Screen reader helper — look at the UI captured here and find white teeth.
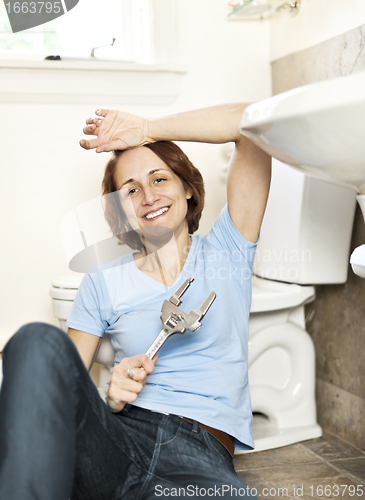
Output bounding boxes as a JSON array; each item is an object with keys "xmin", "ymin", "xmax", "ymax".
[{"xmin": 145, "ymin": 207, "xmax": 169, "ymax": 219}]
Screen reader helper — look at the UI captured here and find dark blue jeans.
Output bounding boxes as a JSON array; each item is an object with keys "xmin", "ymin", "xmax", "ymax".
[{"xmin": 0, "ymin": 323, "xmax": 257, "ymax": 500}]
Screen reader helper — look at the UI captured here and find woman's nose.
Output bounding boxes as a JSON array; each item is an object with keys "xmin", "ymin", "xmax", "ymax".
[{"xmin": 142, "ymin": 186, "xmax": 158, "ymax": 205}]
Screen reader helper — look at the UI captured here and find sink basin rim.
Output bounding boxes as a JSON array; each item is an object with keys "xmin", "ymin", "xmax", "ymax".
[{"xmin": 240, "ymin": 71, "xmax": 365, "ymax": 129}]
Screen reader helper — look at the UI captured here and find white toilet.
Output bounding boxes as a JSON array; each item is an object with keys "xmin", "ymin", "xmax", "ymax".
[
  {"xmin": 245, "ymin": 159, "xmax": 357, "ymax": 452},
  {"xmin": 50, "ymin": 159, "xmax": 357, "ymax": 452},
  {"xmin": 50, "ymin": 275, "xmax": 114, "ymax": 390}
]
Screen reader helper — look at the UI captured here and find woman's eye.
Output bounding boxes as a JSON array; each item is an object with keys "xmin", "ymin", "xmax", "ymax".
[
  {"xmin": 154, "ymin": 178, "xmax": 166, "ymax": 184},
  {"xmin": 128, "ymin": 188, "xmax": 138, "ymax": 196}
]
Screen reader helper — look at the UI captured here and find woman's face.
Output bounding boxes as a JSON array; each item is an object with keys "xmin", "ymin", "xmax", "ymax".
[{"xmin": 115, "ymin": 147, "xmax": 191, "ymax": 239}]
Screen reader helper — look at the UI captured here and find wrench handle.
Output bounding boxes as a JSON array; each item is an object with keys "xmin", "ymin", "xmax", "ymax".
[{"xmin": 145, "ymin": 329, "xmax": 171, "ymax": 359}]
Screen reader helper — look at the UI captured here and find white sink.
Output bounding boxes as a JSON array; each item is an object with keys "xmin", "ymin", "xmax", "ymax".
[
  {"xmin": 239, "ymin": 71, "xmax": 365, "ymax": 193},
  {"xmin": 239, "ymin": 71, "xmax": 365, "ymax": 278}
]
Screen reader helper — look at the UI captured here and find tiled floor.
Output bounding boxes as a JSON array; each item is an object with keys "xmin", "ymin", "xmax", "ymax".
[{"xmin": 233, "ymin": 431, "xmax": 365, "ymax": 499}]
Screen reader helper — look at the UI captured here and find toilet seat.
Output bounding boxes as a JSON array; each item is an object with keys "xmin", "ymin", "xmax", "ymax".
[
  {"xmin": 49, "ymin": 274, "xmax": 84, "ymax": 325},
  {"xmin": 251, "ymin": 275, "xmax": 315, "ymax": 312},
  {"xmin": 50, "ymin": 273, "xmax": 316, "ymax": 315},
  {"xmin": 50, "ymin": 274, "xmax": 83, "ymax": 300}
]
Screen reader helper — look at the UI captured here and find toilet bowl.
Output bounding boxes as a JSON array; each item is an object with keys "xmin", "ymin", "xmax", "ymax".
[
  {"xmin": 247, "ymin": 275, "xmax": 319, "ymax": 451},
  {"xmin": 50, "ymin": 275, "xmax": 114, "ymax": 391},
  {"xmin": 50, "ymin": 159, "xmax": 357, "ymax": 453}
]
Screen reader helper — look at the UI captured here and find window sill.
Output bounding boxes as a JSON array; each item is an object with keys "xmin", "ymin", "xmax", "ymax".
[{"xmin": 0, "ymin": 59, "xmax": 187, "ymax": 105}]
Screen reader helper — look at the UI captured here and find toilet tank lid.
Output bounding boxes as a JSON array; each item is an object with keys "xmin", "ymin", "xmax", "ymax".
[
  {"xmin": 51, "ymin": 274, "xmax": 84, "ymax": 289},
  {"xmin": 251, "ymin": 275, "xmax": 315, "ymax": 312}
]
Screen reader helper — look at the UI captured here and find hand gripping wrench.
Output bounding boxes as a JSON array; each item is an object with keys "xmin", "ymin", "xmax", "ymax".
[{"xmin": 145, "ymin": 277, "xmax": 216, "ymax": 359}]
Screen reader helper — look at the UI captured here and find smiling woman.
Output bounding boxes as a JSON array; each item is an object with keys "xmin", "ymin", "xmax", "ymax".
[
  {"xmin": 0, "ymin": 103, "xmax": 271, "ymax": 500},
  {"xmin": 102, "ymin": 142, "xmax": 205, "ymax": 252}
]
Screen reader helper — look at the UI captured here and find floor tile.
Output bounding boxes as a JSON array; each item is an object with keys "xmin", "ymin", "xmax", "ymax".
[
  {"xmin": 238, "ymin": 476, "xmax": 295, "ymax": 498},
  {"xmin": 330, "ymin": 457, "xmax": 365, "ymax": 483},
  {"xmin": 257, "ymin": 461, "xmax": 341, "ymax": 484},
  {"xmin": 302, "ymin": 430, "xmax": 365, "ymax": 461},
  {"xmin": 233, "ymin": 444, "xmax": 321, "ymax": 471},
  {"xmin": 233, "ymin": 432, "xmax": 365, "ymax": 500},
  {"xmin": 237, "ymin": 470, "xmax": 276, "ymax": 498}
]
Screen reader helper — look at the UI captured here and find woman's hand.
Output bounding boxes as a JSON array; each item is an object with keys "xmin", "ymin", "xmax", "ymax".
[
  {"xmin": 80, "ymin": 108, "xmax": 152, "ymax": 153},
  {"xmin": 105, "ymin": 353, "xmax": 158, "ymax": 413}
]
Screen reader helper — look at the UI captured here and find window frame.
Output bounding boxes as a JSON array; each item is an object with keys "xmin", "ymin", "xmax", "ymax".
[{"xmin": 0, "ymin": 0, "xmax": 178, "ymax": 66}]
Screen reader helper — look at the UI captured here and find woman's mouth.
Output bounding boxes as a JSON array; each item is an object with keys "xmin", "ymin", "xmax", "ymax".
[{"xmin": 143, "ymin": 206, "xmax": 170, "ymax": 220}]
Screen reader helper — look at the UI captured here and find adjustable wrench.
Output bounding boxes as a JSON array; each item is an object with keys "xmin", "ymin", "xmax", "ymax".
[{"xmin": 145, "ymin": 277, "xmax": 216, "ymax": 359}]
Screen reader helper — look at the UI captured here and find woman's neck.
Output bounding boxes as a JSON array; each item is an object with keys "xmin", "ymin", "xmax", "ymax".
[{"xmin": 136, "ymin": 226, "xmax": 192, "ymax": 287}]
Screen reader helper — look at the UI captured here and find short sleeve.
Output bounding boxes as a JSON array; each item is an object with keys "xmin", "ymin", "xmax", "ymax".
[
  {"xmin": 66, "ymin": 273, "xmax": 108, "ymax": 337},
  {"xmin": 206, "ymin": 203, "xmax": 259, "ymax": 272}
]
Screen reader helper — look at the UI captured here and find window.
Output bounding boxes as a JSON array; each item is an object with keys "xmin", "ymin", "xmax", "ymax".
[{"xmin": 0, "ymin": 0, "xmax": 177, "ymax": 64}]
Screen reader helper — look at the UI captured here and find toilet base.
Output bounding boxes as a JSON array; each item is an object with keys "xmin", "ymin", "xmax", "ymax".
[{"xmin": 234, "ymin": 414, "xmax": 322, "ymax": 454}]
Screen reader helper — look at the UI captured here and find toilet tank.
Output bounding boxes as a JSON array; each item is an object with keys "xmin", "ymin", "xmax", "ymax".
[{"xmin": 254, "ymin": 159, "xmax": 357, "ymax": 284}]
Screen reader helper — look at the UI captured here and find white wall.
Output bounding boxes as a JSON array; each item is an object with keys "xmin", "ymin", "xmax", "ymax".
[
  {"xmin": 0, "ymin": 0, "xmax": 271, "ymax": 347},
  {"xmin": 271, "ymin": 0, "xmax": 365, "ymax": 61}
]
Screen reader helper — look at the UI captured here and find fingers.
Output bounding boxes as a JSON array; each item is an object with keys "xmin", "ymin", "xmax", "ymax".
[
  {"xmin": 80, "ymin": 109, "xmax": 109, "ymax": 150},
  {"xmin": 95, "ymin": 108, "xmax": 109, "ymax": 117},
  {"xmin": 95, "ymin": 138, "xmax": 131, "ymax": 153},
  {"xmin": 105, "ymin": 354, "xmax": 158, "ymax": 412},
  {"xmin": 106, "ymin": 370, "xmax": 143, "ymax": 410},
  {"xmin": 82, "ymin": 111, "xmax": 106, "ymax": 138},
  {"xmin": 132, "ymin": 353, "xmax": 157, "ymax": 374},
  {"xmin": 83, "ymin": 122, "xmax": 101, "ymax": 136},
  {"xmin": 85, "ymin": 117, "xmax": 103, "ymax": 129},
  {"xmin": 79, "ymin": 137, "xmax": 124, "ymax": 152},
  {"xmin": 79, "ymin": 138, "xmax": 101, "ymax": 150}
]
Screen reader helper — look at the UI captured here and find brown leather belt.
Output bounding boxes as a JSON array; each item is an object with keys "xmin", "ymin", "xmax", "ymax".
[{"xmin": 181, "ymin": 417, "xmax": 234, "ymax": 457}]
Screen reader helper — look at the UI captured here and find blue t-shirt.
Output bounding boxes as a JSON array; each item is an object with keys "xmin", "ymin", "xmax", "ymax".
[{"xmin": 67, "ymin": 204, "xmax": 258, "ymax": 450}]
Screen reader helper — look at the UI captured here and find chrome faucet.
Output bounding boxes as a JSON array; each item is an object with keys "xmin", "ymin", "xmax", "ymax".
[{"xmin": 90, "ymin": 38, "xmax": 116, "ymax": 58}]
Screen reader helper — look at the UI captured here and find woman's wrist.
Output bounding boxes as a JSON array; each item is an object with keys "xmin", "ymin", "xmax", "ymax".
[
  {"xmin": 105, "ymin": 396, "xmax": 126, "ymax": 413},
  {"xmin": 104, "ymin": 388, "xmax": 126, "ymax": 413}
]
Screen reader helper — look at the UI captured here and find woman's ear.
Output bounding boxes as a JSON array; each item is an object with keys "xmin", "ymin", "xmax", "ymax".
[{"xmin": 186, "ymin": 190, "xmax": 192, "ymax": 200}]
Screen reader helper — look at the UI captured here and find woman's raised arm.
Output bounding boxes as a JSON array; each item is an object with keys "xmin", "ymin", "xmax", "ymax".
[
  {"xmin": 80, "ymin": 104, "xmax": 271, "ymax": 243},
  {"xmin": 80, "ymin": 104, "xmax": 249, "ymax": 152}
]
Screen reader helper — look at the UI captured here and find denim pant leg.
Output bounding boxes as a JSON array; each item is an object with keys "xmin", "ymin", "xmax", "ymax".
[
  {"xmin": 0, "ymin": 322, "xmax": 138, "ymax": 500},
  {"xmin": 117, "ymin": 406, "xmax": 258, "ymax": 500},
  {"xmin": 0, "ymin": 323, "xmax": 258, "ymax": 500}
]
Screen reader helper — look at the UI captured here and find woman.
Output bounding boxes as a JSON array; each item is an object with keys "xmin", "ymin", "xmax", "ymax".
[{"xmin": 0, "ymin": 104, "xmax": 271, "ymax": 499}]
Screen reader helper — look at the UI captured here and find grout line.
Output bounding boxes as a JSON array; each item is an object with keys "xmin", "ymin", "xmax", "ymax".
[
  {"xmin": 330, "ymin": 456, "xmax": 365, "ymax": 463},
  {"xmin": 234, "ymin": 460, "xmax": 324, "ymax": 473},
  {"xmin": 297, "ymin": 442, "xmax": 332, "ymax": 463},
  {"xmin": 324, "ymin": 458, "xmax": 365, "ymax": 486},
  {"xmin": 323, "ymin": 428, "xmax": 365, "ymax": 455},
  {"xmin": 316, "ymin": 377, "xmax": 365, "ymax": 400},
  {"xmin": 297, "ymin": 443, "xmax": 365, "ymax": 486}
]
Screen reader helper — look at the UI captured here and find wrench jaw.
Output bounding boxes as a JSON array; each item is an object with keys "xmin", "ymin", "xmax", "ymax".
[
  {"xmin": 183, "ymin": 291, "xmax": 217, "ymax": 333},
  {"xmin": 169, "ymin": 277, "xmax": 194, "ymax": 307}
]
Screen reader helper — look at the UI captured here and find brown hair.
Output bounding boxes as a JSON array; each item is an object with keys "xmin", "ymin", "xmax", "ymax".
[{"xmin": 102, "ymin": 141, "xmax": 205, "ymax": 251}]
